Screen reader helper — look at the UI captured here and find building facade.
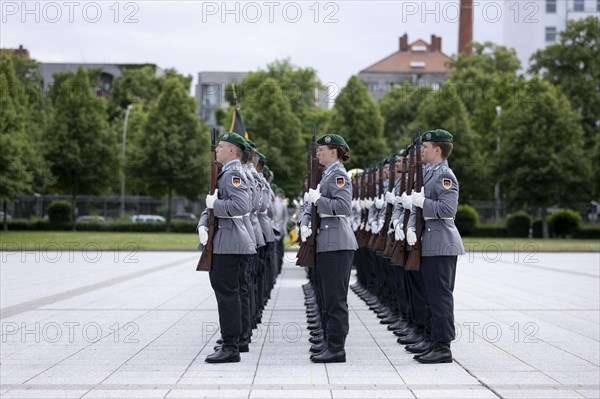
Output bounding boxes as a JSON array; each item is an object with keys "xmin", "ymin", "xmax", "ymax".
[
  {"xmin": 502, "ymin": 0, "xmax": 599, "ymax": 70},
  {"xmin": 358, "ymin": 34, "xmax": 452, "ymax": 102}
]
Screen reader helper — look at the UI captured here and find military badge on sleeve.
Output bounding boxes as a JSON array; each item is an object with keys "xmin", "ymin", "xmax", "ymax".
[
  {"xmin": 442, "ymin": 178, "xmax": 452, "ymax": 189},
  {"xmin": 232, "ymin": 176, "xmax": 241, "ymax": 187},
  {"xmin": 336, "ymin": 177, "xmax": 345, "ymax": 188}
]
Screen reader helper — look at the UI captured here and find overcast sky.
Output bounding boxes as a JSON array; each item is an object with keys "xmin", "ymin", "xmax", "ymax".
[{"xmin": 2, "ymin": 0, "xmax": 507, "ymax": 95}]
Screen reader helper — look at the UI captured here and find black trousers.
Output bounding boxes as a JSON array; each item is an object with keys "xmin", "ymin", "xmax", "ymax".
[
  {"xmin": 421, "ymin": 256, "xmax": 457, "ymax": 343},
  {"xmin": 256, "ymin": 245, "xmax": 266, "ymax": 310},
  {"xmin": 405, "ymin": 253, "xmax": 429, "ymax": 332},
  {"xmin": 393, "ymin": 264, "xmax": 410, "ymax": 319},
  {"xmin": 209, "ymin": 254, "xmax": 247, "ymax": 346},
  {"xmin": 315, "ymin": 250, "xmax": 355, "ymax": 338}
]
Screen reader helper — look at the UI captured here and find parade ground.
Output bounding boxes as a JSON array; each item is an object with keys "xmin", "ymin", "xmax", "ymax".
[{"xmin": 1, "ymin": 250, "xmax": 599, "ymax": 399}]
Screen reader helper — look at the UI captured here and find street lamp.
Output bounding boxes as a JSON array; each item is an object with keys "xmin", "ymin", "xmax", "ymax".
[{"xmin": 121, "ymin": 104, "xmax": 133, "ymax": 218}]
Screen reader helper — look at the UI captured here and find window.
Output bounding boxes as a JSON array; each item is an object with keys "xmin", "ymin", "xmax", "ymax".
[
  {"xmin": 597, "ymin": 0, "xmax": 600, "ymax": 12},
  {"xmin": 574, "ymin": 0, "xmax": 584, "ymax": 12},
  {"xmin": 545, "ymin": 27, "xmax": 557, "ymax": 42},
  {"xmin": 546, "ymin": 0, "xmax": 556, "ymax": 13}
]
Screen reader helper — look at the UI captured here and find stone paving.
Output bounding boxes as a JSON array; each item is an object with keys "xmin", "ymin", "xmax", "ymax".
[{"xmin": 0, "ymin": 249, "xmax": 598, "ymax": 399}]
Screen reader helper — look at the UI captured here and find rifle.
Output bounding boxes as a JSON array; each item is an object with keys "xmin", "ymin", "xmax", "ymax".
[
  {"xmin": 357, "ymin": 172, "xmax": 367, "ymax": 246},
  {"xmin": 196, "ymin": 128, "xmax": 218, "ymax": 272},
  {"xmin": 405, "ymin": 133, "xmax": 424, "ymax": 271},
  {"xmin": 375, "ymin": 153, "xmax": 396, "ymax": 253},
  {"xmin": 384, "ymin": 151, "xmax": 407, "ymax": 258},
  {"xmin": 391, "ymin": 143, "xmax": 416, "ymax": 266},
  {"xmin": 296, "ymin": 125, "xmax": 319, "ymax": 267},
  {"xmin": 368, "ymin": 160, "xmax": 385, "ymax": 249}
]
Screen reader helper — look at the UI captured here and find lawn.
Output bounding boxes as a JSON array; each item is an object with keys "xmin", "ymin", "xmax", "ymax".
[{"xmin": 0, "ymin": 231, "xmax": 598, "ymax": 252}]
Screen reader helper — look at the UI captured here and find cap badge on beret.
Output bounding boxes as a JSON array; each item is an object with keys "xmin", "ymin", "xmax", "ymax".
[
  {"xmin": 223, "ymin": 133, "xmax": 229, "ymax": 140},
  {"xmin": 425, "ymin": 132, "xmax": 432, "ymax": 140},
  {"xmin": 324, "ymin": 135, "xmax": 331, "ymax": 143}
]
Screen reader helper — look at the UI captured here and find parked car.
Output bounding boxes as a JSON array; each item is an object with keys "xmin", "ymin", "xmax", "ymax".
[
  {"xmin": 131, "ymin": 214, "xmax": 165, "ymax": 223},
  {"xmin": 173, "ymin": 213, "xmax": 197, "ymax": 221},
  {"xmin": 0, "ymin": 211, "xmax": 12, "ymax": 220},
  {"xmin": 76, "ymin": 215, "xmax": 106, "ymax": 222}
]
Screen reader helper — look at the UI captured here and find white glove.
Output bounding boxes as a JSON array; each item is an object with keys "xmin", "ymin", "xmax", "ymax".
[
  {"xmin": 205, "ymin": 189, "xmax": 218, "ymax": 209},
  {"xmin": 387, "ymin": 224, "xmax": 395, "ymax": 236},
  {"xmin": 303, "ymin": 192, "xmax": 310, "ymax": 204},
  {"xmin": 364, "ymin": 198, "xmax": 374, "ymax": 209},
  {"xmin": 307, "ymin": 185, "xmax": 321, "ymax": 204},
  {"xmin": 300, "ymin": 225, "xmax": 312, "ymax": 242},
  {"xmin": 407, "ymin": 227, "xmax": 417, "ymax": 246},
  {"xmin": 412, "ymin": 187, "xmax": 425, "ymax": 208},
  {"xmin": 365, "ymin": 221, "xmax": 371, "ymax": 232},
  {"xmin": 375, "ymin": 195, "xmax": 385, "ymax": 209},
  {"xmin": 352, "ymin": 221, "xmax": 360, "ymax": 232},
  {"xmin": 400, "ymin": 192, "xmax": 413, "ymax": 209},
  {"xmin": 370, "ymin": 221, "xmax": 380, "ymax": 234},
  {"xmin": 198, "ymin": 226, "xmax": 208, "ymax": 245},
  {"xmin": 385, "ymin": 191, "xmax": 396, "ymax": 205},
  {"xmin": 395, "ymin": 223, "xmax": 405, "ymax": 241}
]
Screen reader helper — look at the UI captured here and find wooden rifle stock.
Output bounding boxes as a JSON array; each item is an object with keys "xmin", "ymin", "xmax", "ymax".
[
  {"xmin": 374, "ymin": 154, "xmax": 396, "ymax": 253},
  {"xmin": 368, "ymin": 161, "xmax": 384, "ymax": 249},
  {"xmin": 357, "ymin": 173, "xmax": 368, "ymax": 246},
  {"xmin": 383, "ymin": 154, "xmax": 404, "ymax": 258},
  {"xmin": 405, "ymin": 133, "xmax": 424, "ymax": 271},
  {"xmin": 391, "ymin": 146, "xmax": 415, "ymax": 266},
  {"xmin": 296, "ymin": 125, "xmax": 319, "ymax": 267},
  {"xmin": 197, "ymin": 128, "xmax": 218, "ymax": 272}
]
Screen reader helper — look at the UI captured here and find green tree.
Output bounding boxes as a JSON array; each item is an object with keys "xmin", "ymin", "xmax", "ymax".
[
  {"xmin": 240, "ymin": 77, "xmax": 306, "ymax": 196},
  {"xmin": 410, "ymin": 86, "xmax": 484, "ymax": 202},
  {"xmin": 379, "ymin": 82, "xmax": 432, "ymax": 149},
  {"xmin": 0, "ymin": 67, "xmax": 32, "ymax": 229},
  {"xmin": 529, "ymin": 16, "xmax": 600, "ymax": 196},
  {"xmin": 108, "ymin": 65, "xmax": 163, "ymax": 118},
  {"xmin": 127, "ymin": 76, "xmax": 209, "ymax": 231},
  {"xmin": 497, "ymin": 78, "xmax": 590, "ymax": 238},
  {"xmin": 327, "ymin": 76, "xmax": 388, "ymax": 169},
  {"xmin": 44, "ymin": 67, "xmax": 117, "ymax": 229}
]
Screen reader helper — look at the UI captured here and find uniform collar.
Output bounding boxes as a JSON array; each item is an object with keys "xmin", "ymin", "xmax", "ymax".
[
  {"xmin": 323, "ymin": 161, "xmax": 341, "ymax": 177},
  {"xmin": 222, "ymin": 159, "xmax": 241, "ymax": 172}
]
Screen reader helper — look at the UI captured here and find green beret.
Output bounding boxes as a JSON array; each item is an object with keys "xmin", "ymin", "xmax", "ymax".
[
  {"xmin": 316, "ymin": 134, "xmax": 350, "ymax": 152},
  {"xmin": 396, "ymin": 149, "xmax": 406, "ymax": 157},
  {"xmin": 383, "ymin": 156, "xmax": 390, "ymax": 165},
  {"xmin": 263, "ymin": 165, "xmax": 270, "ymax": 173},
  {"xmin": 406, "ymin": 144, "xmax": 413, "ymax": 153},
  {"xmin": 219, "ymin": 132, "xmax": 247, "ymax": 150},
  {"xmin": 422, "ymin": 129, "xmax": 453, "ymax": 143},
  {"xmin": 246, "ymin": 139, "xmax": 256, "ymax": 148},
  {"xmin": 275, "ymin": 187, "xmax": 285, "ymax": 195},
  {"xmin": 256, "ymin": 151, "xmax": 267, "ymax": 162}
]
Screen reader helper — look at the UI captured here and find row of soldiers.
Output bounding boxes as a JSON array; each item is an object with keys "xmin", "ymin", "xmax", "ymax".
[
  {"xmin": 197, "ymin": 132, "xmax": 288, "ymax": 363},
  {"xmin": 301, "ymin": 129, "xmax": 464, "ymax": 364}
]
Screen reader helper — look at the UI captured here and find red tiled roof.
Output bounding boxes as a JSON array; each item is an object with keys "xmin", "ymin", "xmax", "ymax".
[{"xmin": 361, "ymin": 39, "xmax": 451, "ymax": 74}]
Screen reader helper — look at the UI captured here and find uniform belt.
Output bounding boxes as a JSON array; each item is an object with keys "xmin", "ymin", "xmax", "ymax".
[
  {"xmin": 319, "ymin": 214, "xmax": 346, "ymax": 218},
  {"xmin": 259, "ymin": 210, "xmax": 268, "ymax": 215},
  {"xmin": 219, "ymin": 215, "xmax": 243, "ymax": 219},
  {"xmin": 424, "ymin": 217, "xmax": 453, "ymax": 221}
]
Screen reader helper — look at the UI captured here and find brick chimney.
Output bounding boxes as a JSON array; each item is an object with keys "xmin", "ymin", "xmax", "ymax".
[
  {"xmin": 430, "ymin": 35, "xmax": 442, "ymax": 52},
  {"xmin": 399, "ymin": 34, "xmax": 409, "ymax": 52},
  {"xmin": 458, "ymin": 0, "xmax": 473, "ymax": 55}
]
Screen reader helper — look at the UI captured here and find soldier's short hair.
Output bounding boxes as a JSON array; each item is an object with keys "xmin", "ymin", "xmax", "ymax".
[{"xmin": 431, "ymin": 142, "xmax": 453, "ymax": 159}]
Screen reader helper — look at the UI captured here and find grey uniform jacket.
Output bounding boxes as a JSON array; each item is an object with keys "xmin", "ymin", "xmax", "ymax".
[
  {"xmin": 257, "ymin": 173, "xmax": 275, "ymax": 243},
  {"xmin": 246, "ymin": 165, "xmax": 266, "ymax": 248},
  {"xmin": 408, "ymin": 160, "xmax": 465, "ymax": 257},
  {"xmin": 300, "ymin": 162, "xmax": 359, "ymax": 253},
  {"xmin": 199, "ymin": 159, "xmax": 257, "ymax": 255}
]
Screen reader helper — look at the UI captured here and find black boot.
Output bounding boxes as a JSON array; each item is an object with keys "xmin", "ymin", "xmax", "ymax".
[
  {"xmin": 393, "ymin": 326, "xmax": 414, "ymax": 337},
  {"xmin": 388, "ymin": 319, "xmax": 407, "ymax": 331},
  {"xmin": 415, "ymin": 342, "xmax": 452, "ymax": 364},
  {"xmin": 405, "ymin": 338, "xmax": 433, "ymax": 354},
  {"xmin": 309, "ymin": 333, "xmax": 324, "ymax": 344},
  {"xmin": 205, "ymin": 339, "xmax": 240, "ymax": 363},
  {"xmin": 310, "ymin": 328, "xmax": 324, "ymax": 337},
  {"xmin": 311, "ymin": 335, "xmax": 346, "ymax": 363},
  {"xmin": 397, "ymin": 332, "xmax": 423, "ymax": 345},
  {"xmin": 309, "ymin": 340, "xmax": 328, "ymax": 353}
]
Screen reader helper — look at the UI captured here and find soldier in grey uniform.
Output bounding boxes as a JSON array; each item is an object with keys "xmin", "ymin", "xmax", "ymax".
[
  {"xmin": 405, "ymin": 129, "xmax": 465, "ymax": 364},
  {"xmin": 198, "ymin": 132, "xmax": 256, "ymax": 363},
  {"xmin": 300, "ymin": 133, "xmax": 359, "ymax": 363}
]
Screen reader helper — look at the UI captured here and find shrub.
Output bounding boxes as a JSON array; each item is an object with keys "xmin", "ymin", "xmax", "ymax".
[
  {"xmin": 574, "ymin": 226, "xmax": 600, "ymax": 239},
  {"xmin": 471, "ymin": 223, "xmax": 508, "ymax": 237},
  {"xmin": 506, "ymin": 212, "xmax": 532, "ymax": 238},
  {"xmin": 47, "ymin": 201, "xmax": 73, "ymax": 226},
  {"xmin": 548, "ymin": 209, "xmax": 582, "ymax": 238},
  {"xmin": 532, "ymin": 218, "xmax": 543, "ymax": 238},
  {"xmin": 455, "ymin": 205, "xmax": 479, "ymax": 236}
]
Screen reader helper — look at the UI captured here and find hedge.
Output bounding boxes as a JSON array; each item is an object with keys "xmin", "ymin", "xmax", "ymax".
[{"xmin": 5, "ymin": 220, "xmax": 197, "ymax": 233}]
